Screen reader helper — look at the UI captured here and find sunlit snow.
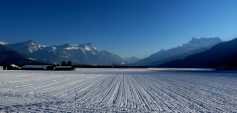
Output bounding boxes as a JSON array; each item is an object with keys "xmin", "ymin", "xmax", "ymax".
[{"xmin": 0, "ymin": 68, "xmax": 237, "ymax": 112}]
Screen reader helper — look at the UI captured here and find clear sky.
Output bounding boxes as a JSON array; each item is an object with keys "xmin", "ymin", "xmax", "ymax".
[{"xmin": 0, "ymin": 0, "xmax": 237, "ymax": 58}]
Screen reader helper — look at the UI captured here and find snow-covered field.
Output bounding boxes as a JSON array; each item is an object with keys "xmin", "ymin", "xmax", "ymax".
[{"xmin": 0, "ymin": 68, "xmax": 237, "ymax": 113}]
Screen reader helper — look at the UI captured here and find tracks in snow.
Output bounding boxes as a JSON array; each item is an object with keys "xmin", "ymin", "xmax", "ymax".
[{"xmin": 0, "ymin": 69, "xmax": 237, "ymax": 112}]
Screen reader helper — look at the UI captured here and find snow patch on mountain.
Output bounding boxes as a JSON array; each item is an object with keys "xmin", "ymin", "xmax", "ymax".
[
  {"xmin": 6, "ymin": 40, "xmax": 125, "ymax": 65},
  {"xmin": 0, "ymin": 41, "xmax": 7, "ymax": 45},
  {"xmin": 64, "ymin": 46, "xmax": 80, "ymax": 50},
  {"xmin": 27, "ymin": 41, "xmax": 46, "ymax": 53}
]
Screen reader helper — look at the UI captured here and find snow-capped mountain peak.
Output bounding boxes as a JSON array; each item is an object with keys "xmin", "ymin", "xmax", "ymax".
[
  {"xmin": 24, "ymin": 40, "xmax": 46, "ymax": 53},
  {"xmin": 7, "ymin": 40, "xmax": 46, "ymax": 55},
  {"xmin": 0, "ymin": 41, "xmax": 7, "ymax": 45},
  {"xmin": 5, "ymin": 40, "xmax": 124, "ymax": 65},
  {"xmin": 63, "ymin": 44, "xmax": 80, "ymax": 50},
  {"xmin": 135, "ymin": 37, "xmax": 222, "ymax": 66},
  {"xmin": 62, "ymin": 43, "xmax": 97, "ymax": 51},
  {"xmin": 82, "ymin": 43, "xmax": 97, "ymax": 51}
]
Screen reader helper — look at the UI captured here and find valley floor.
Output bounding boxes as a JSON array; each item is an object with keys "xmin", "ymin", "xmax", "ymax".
[{"xmin": 0, "ymin": 68, "xmax": 237, "ymax": 113}]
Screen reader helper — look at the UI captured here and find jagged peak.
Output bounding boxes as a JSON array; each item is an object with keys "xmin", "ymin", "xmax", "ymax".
[
  {"xmin": 61, "ymin": 43, "xmax": 97, "ymax": 51},
  {"xmin": 10, "ymin": 40, "xmax": 46, "ymax": 53},
  {"xmin": 82, "ymin": 43, "xmax": 97, "ymax": 51},
  {"xmin": 189, "ymin": 37, "xmax": 222, "ymax": 43},
  {"xmin": 181, "ymin": 37, "xmax": 222, "ymax": 48},
  {"xmin": 18, "ymin": 40, "xmax": 45, "ymax": 47}
]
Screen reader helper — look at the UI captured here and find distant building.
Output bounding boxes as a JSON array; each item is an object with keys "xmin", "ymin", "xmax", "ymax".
[
  {"xmin": 3, "ymin": 64, "xmax": 21, "ymax": 70},
  {"xmin": 0, "ymin": 66, "xmax": 3, "ymax": 70},
  {"xmin": 54, "ymin": 66, "xmax": 75, "ymax": 71},
  {"xmin": 6, "ymin": 64, "xmax": 76, "ymax": 71},
  {"xmin": 22, "ymin": 65, "xmax": 51, "ymax": 70}
]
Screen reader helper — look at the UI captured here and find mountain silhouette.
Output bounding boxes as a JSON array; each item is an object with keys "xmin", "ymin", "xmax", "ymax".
[
  {"xmin": 160, "ymin": 38, "xmax": 237, "ymax": 68},
  {"xmin": 135, "ymin": 37, "xmax": 222, "ymax": 66}
]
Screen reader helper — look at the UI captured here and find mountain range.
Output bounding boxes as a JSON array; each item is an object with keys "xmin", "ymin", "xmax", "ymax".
[
  {"xmin": 134, "ymin": 37, "xmax": 222, "ymax": 66},
  {"xmin": 3, "ymin": 40, "xmax": 135, "ymax": 65},
  {"xmin": 160, "ymin": 38, "xmax": 237, "ymax": 68},
  {"xmin": 0, "ymin": 44, "xmax": 41, "ymax": 65},
  {"xmin": 1, "ymin": 37, "xmax": 237, "ymax": 69}
]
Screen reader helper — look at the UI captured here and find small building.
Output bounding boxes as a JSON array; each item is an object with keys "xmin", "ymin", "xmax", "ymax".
[
  {"xmin": 3, "ymin": 64, "xmax": 21, "ymax": 70},
  {"xmin": 54, "ymin": 66, "xmax": 75, "ymax": 71},
  {"xmin": 20, "ymin": 65, "xmax": 75, "ymax": 71},
  {"xmin": 0, "ymin": 66, "xmax": 3, "ymax": 70},
  {"xmin": 22, "ymin": 65, "xmax": 51, "ymax": 70}
]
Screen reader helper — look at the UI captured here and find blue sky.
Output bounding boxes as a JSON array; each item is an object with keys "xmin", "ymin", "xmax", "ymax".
[{"xmin": 0, "ymin": 0, "xmax": 237, "ymax": 58}]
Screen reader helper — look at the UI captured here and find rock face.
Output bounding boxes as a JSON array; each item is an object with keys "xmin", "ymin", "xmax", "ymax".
[
  {"xmin": 134, "ymin": 37, "xmax": 222, "ymax": 66},
  {"xmin": 160, "ymin": 38, "xmax": 237, "ymax": 68},
  {"xmin": 7, "ymin": 41, "xmax": 124, "ymax": 65}
]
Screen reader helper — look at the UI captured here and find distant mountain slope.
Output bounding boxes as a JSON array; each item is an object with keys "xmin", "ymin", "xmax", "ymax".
[
  {"xmin": 7, "ymin": 41, "xmax": 124, "ymax": 65},
  {"xmin": 160, "ymin": 38, "xmax": 237, "ymax": 68},
  {"xmin": 8, "ymin": 40, "xmax": 46, "ymax": 57},
  {"xmin": 124, "ymin": 57, "xmax": 140, "ymax": 64},
  {"xmin": 0, "ymin": 45, "xmax": 40, "ymax": 65},
  {"xmin": 135, "ymin": 37, "xmax": 222, "ymax": 66}
]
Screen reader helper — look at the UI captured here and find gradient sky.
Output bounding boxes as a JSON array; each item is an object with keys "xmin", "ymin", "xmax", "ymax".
[{"xmin": 0, "ymin": 0, "xmax": 237, "ymax": 58}]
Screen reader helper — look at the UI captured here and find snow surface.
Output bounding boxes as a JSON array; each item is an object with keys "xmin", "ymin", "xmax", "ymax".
[{"xmin": 0, "ymin": 69, "xmax": 237, "ymax": 113}]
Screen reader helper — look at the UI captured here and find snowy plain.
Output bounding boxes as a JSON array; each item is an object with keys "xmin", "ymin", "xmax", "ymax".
[{"xmin": 0, "ymin": 68, "xmax": 237, "ymax": 113}]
